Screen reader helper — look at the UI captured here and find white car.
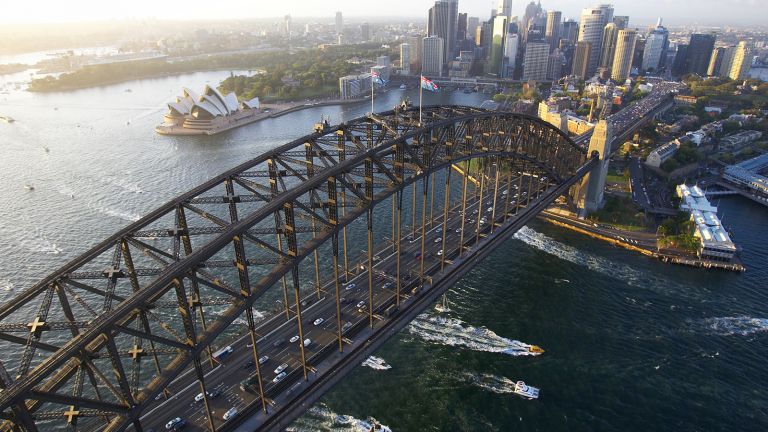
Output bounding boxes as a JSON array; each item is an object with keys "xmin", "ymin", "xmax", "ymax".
[
  {"xmin": 165, "ymin": 417, "xmax": 185, "ymax": 430},
  {"xmin": 289, "ymin": 335, "xmax": 299, "ymax": 343},
  {"xmin": 223, "ymin": 407, "xmax": 238, "ymax": 421},
  {"xmin": 356, "ymin": 301, "xmax": 366, "ymax": 309},
  {"xmin": 437, "ymin": 250, "xmax": 443, "ymax": 256},
  {"xmin": 434, "ymin": 237, "xmax": 442, "ymax": 243},
  {"xmin": 313, "ymin": 318, "xmax": 324, "ymax": 326},
  {"xmin": 194, "ymin": 392, "xmax": 204, "ymax": 403},
  {"xmin": 345, "ymin": 283, "xmax": 356, "ymax": 291},
  {"xmin": 274, "ymin": 363, "xmax": 288, "ymax": 374},
  {"xmin": 455, "ymin": 228, "xmax": 461, "ymax": 233},
  {"xmin": 303, "ymin": 338, "xmax": 311, "ymax": 347},
  {"xmin": 273, "ymin": 372, "xmax": 287, "ymax": 383},
  {"xmin": 487, "ymin": 207, "xmax": 493, "ymax": 213},
  {"xmin": 258, "ymin": 355, "xmax": 269, "ymax": 365}
]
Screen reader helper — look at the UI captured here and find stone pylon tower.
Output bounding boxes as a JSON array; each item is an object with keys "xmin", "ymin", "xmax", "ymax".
[{"xmin": 571, "ymin": 119, "xmax": 612, "ymax": 218}]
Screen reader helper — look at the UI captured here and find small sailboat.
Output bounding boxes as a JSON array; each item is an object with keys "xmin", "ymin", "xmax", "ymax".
[{"xmin": 434, "ymin": 293, "xmax": 450, "ymax": 313}]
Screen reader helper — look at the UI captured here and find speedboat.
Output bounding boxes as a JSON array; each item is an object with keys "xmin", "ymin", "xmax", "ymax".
[
  {"xmin": 513, "ymin": 381, "xmax": 540, "ymax": 400},
  {"xmin": 527, "ymin": 345, "xmax": 545, "ymax": 354}
]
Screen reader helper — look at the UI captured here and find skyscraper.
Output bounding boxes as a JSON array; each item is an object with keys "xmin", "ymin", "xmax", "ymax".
[
  {"xmin": 578, "ymin": 6, "xmax": 612, "ymax": 78},
  {"xmin": 612, "ymin": 15, "xmax": 629, "ymax": 30},
  {"xmin": 406, "ymin": 35, "xmax": 423, "ymax": 68},
  {"xmin": 487, "ymin": 15, "xmax": 507, "ymax": 76},
  {"xmin": 523, "ymin": 42, "xmax": 550, "ymax": 81},
  {"xmin": 729, "ymin": 41, "xmax": 751, "ymax": 80},
  {"xmin": 599, "ymin": 23, "xmax": 619, "ymax": 71},
  {"xmin": 360, "ymin": 22, "xmax": 371, "ymax": 41},
  {"xmin": 717, "ymin": 46, "xmax": 736, "ymax": 78},
  {"xmin": 457, "ymin": 13, "xmax": 468, "ymax": 41},
  {"xmin": 284, "ymin": 15, "xmax": 291, "ymax": 38},
  {"xmin": 707, "ymin": 47, "xmax": 725, "ymax": 77},
  {"xmin": 504, "ymin": 32, "xmax": 519, "ymax": 77},
  {"xmin": 428, "ymin": 0, "xmax": 459, "ymax": 63},
  {"xmin": 547, "ymin": 48, "xmax": 566, "ymax": 80},
  {"xmin": 611, "ymin": 29, "xmax": 637, "ymax": 82},
  {"xmin": 545, "ymin": 11, "xmax": 562, "ymax": 52},
  {"xmin": 642, "ymin": 18, "xmax": 669, "ymax": 73},
  {"xmin": 672, "ymin": 44, "xmax": 688, "ymax": 76},
  {"xmin": 497, "ymin": 0, "xmax": 513, "ymax": 22},
  {"xmin": 521, "ymin": 1, "xmax": 542, "ymax": 44},
  {"xmin": 335, "ymin": 12, "xmax": 343, "ymax": 34},
  {"xmin": 422, "ymin": 36, "xmax": 445, "ymax": 76},
  {"xmin": 562, "ymin": 20, "xmax": 579, "ymax": 44},
  {"xmin": 467, "ymin": 17, "xmax": 480, "ymax": 42},
  {"xmin": 400, "ymin": 43, "xmax": 411, "ymax": 75},
  {"xmin": 573, "ymin": 41, "xmax": 592, "ymax": 79},
  {"xmin": 685, "ymin": 33, "xmax": 716, "ymax": 76}
]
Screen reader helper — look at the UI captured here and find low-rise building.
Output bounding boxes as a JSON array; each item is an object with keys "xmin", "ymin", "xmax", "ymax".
[
  {"xmin": 723, "ymin": 153, "xmax": 768, "ymax": 197},
  {"xmin": 674, "ymin": 95, "xmax": 698, "ymax": 106},
  {"xmin": 676, "ymin": 184, "xmax": 736, "ymax": 262},
  {"xmin": 646, "ymin": 140, "xmax": 680, "ymax": 168},
  {"xmin": 719, "ymin": 130, "xmax": 763, "ymax": 151}
]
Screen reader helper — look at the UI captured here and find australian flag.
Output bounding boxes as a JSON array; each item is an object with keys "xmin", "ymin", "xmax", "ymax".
[{"xmin": 420, "ymin": 75, "xmax": 438, "ymax": 91}]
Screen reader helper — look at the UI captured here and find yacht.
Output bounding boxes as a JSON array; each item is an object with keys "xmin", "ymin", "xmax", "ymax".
[
  {"xmin": 513, "ymin": 381, "xmax": 540, "ymax": 400},
  {"xmin": 434, "ymin": 294, "xmax": 450, "ymax": 313}
]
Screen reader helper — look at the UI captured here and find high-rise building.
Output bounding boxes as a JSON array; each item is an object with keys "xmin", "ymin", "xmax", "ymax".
[
  {"xmin": 632, "ymin": 37, "xmax": 646, "ymax": 70},
  {"xmin": 457, "ymin": 13, "xmax": 468, "ymax": 41},
  {"xmin": 428, "ymin": 0, "xmax": 459, "ymax": 63},
  {"xmin": 400, "ymin": 43, "xmax": 411, "ymax": 75},
  {"xmin": 718, "ymin": 46, "xmax": 736, "ymax": 78},
  {"xmin": 545, "ymin": 11, "xmax": 562, "ymax": 52},
  {"xmin": 361, "ymin": 22, "xmax": 371, "ymax": 41},
  {"xmin": 478, "ymin": 21, "xmax": 492, "ymax": 59},
  {"xmin": 335, "ymin": 12, "xmax": 343, "ymax": 34},
  {"xmin": 686, "ymin": 33, "xmax": 716, "ymax": 76},
  {"xmin": 578, "ymin": 6, "xmax": 612, "ymax": 78},
  {"xmin": 523, "ymin": 42, "xmax": 550, "ymax": 81},
  {"xmin": 497, "ymin": 0, "xmax": 513, "ymax": 22},
  {"xmin": 562, "ymin": 20, "xmax": 579, "ymax": 44},
  {"xmin": 573, "ymin": 41, "xmax": 592, "ymax": 79},
  {"xmin": 284, "ymin": 15, "xmax": 291, "ymax": 38},
  {"xmin": 547, "ymin": 48, "xmax": 566, "ymax": 80},
  {"xmin": 707, "ymin": 47, "xmax": 725, "ymax": 77},
  {"xmin": 504, "ymin": 32, "xmax": 519, "ymax": 77},
  {"xmin": 422, "ymin": 36, "xmax": 445, "ymax": 76},
  {"xmin": 405, "ymin": 35, "xmax": 423, "ymax": 69},
  {"xmin": 339, "ymin": 73, "xmax": 372, "ymax": 99},
  {"xmin": 467, "ymin": 17, "xmax": 480, "ymax": 42},
  {"xmin": 521, "ymin": 1, "xmax": 542, "ymax": 44},
  {"xmin": 599, "ymin": 23, "xmax": 619, "ymax": 71},
  {"xmin": 612, "ymin": 15, "xmax": 629, "ymax": 30},
  {"xmin": 729, "ymin": 41, "xmax": 751, "ymax": 80},
  {"xmin": 672, "ymin": 44, "xmax": 688, "ymax": 76},
  {"xmin": 642, "ymin": 18, "xmax": 669, "ymax": 73},
  {"xmin": 611, "ymin": 29, "xmax": 637, "ymax": 82},
  {"xmin": 488, "ymin": 15, "xmax": 508, "ymax": 76}
]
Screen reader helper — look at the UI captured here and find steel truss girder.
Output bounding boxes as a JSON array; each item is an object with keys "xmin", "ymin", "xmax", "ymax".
[{"xmin": 0, "ymin": 106, "xmax": 589, "ymax": 431}]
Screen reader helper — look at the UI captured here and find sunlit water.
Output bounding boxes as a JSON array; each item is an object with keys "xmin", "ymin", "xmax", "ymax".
[{"xmin": 0, "ymin": 70, "xmax": 766, "ymax": 431}]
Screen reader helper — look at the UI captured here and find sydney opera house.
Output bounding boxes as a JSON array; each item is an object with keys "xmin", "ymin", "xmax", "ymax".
[{"xmin": 155, "ymin": 85, "xmax": 262, "ymax": 135}]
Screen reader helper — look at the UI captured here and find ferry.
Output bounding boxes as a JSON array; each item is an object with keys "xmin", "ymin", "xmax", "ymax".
[
  {"xmin": 527, "ymin": 345, "xmax": 545, "ymax": 354},
  {"xmin": 513, "ymin": 381, "xmax": 540, "ymax": 400}
]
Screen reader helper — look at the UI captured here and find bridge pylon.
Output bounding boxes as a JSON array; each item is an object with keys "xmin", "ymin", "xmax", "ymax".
[{"xmin": 570, "ymin": 119, "xmax": 612, "ymax": 218}]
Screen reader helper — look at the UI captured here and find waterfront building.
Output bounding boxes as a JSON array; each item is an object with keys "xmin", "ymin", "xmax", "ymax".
[
  {"xmin": 599, "ymin": 23, "xmax": 619, "ymax": 72},
  {"xmin": 422, "ymin": 36, "xmax": 445, "ymax": 77},
  {"xmin": 523, "ymin": 42, "xmax": 550, "ymax": 82},
  {"xmin": 685, "ymin": 33, "xmax": 716, "ymax": 76},
  {"xmin": 400, "ymin": 43, "xmax": 411, "ymax": 75},
  {"xmin": 676, "ymin": 184, "xmax": 736, "ymax": 262},
  {"xmin": 377, "ymin": 56, "xmax": 391, "ymax": 81},
  {"xmin": 728, "ymin": 41, "xmax": 751, "ymax": 81},
  {"xmin": 428, "ymin": 0, "xmax": 459, "ymax": 63},
  {"xmin": 611, "ymin": 29, "xmax": 637, "ymax": 82},
  {"xmin": 573, "ymin": 41, "xmax": 592, "ymax": 80},
  {"xmin": 642, "ymin": 19, "xmax": 669, "ymax": 73},
  {"xmin": 487, "ymin": 15, "xmax": 507, "ymax": 76},
  {"xmin": 545, "ymin": 11, "xmax": 562, "ymax": 52},
  {"xmin": 339, "ymin": 73, "xmax": 372, "ymax": 99},
  {"xmin": 157, "ymin": 86, "xmax": 261, "ymax": 135},
  {"xmin": 723, "ymin": 153, "xmax": 768, "ymax": 198},
  {"xmin": 335, "ymin": 12, "xmax": 343, "ymax": 34}
]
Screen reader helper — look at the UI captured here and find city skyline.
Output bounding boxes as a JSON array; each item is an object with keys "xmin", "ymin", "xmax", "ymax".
[{"xmin": 1, "ymin": 0, "xmax": 767, "ymax": 26}]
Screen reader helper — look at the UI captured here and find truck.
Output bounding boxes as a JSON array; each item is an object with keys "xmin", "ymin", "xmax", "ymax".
[{"xmin": 213, "ymin": 345, "xmax": 234, "ymax": 362}]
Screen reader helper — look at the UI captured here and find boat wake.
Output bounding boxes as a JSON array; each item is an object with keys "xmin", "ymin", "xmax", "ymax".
[
  {"xmin": 90, "ymin": 203, "xmax": 141, "ymax": 222},
  {"xmin": 232, "ymin": 309, "xmax": 267, "ymax": 326},
  {"xmin": 407, "ymin": 314, "xmax": 542, "ymax": 356},
  {"xmin": 0, "ymin": 279, "xmax": 13, "ymax": 292},
  {"xmin": 464, "ymin": 372, "xmax": 522, "ymax": 395},
  {"xmin": 361, "ymin": 356, "xmax": 391, "ymax": 371},
  {"xmin": 288, "ymin": 403, "xmax": 392, "ymax": 432},
  {"xmin": 18, "ymin": 229, "xmax": 62, "ymax": 255},
  {"xmin": 702, "ymin": 316, "xmax": 768, "ymax": 336}
]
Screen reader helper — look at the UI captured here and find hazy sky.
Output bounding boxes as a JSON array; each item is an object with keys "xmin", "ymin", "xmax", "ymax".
[{"xmin": 2, "ymin": 0, "xmax": 764, "ymax": 26}]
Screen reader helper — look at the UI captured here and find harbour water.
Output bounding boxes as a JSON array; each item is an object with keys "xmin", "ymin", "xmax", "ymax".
[{"xmin": 0, "ymin": 71, "xmax": 766, "ymax": 431}]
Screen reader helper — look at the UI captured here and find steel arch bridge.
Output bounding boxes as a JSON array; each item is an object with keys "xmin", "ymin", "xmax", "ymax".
[{"xmin": 0, "ymin": 105, "xmax": 596, "ymax": 432}]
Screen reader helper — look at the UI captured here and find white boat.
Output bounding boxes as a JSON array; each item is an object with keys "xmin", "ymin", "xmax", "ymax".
[
  {"xmin": 513, "ymin": 381, "xmax": 540, "ymax": 399},
  {"xmin": 0, "ymin": 116, "xmax": 14, "ymax": 123},
  {"xmin": 434, "ymin": 294, "xmax": 450, "ymax": 313},
  {"xmin": 24, "ymin": 183, "xmax": 35, "ymax": 191}
]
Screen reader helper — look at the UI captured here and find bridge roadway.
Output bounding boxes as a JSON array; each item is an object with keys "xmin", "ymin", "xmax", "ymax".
[{"xmin": 137, "ymin": 169, "xmax": 542, "ymax": 431}]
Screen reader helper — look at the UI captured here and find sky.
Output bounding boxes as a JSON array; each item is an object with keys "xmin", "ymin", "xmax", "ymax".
[{"xmin": 1, "ymin": 0, "xmax": 765, "ymax": 26}]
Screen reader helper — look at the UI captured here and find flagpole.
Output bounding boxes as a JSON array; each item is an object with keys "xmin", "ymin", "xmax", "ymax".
[{"xmin": 419, "ymin": 75, "xmax": 423, "ymax": 126}]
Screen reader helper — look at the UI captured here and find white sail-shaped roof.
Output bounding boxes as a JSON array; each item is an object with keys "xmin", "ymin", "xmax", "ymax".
[
  {"xmin": 182, "ymin": 87, "xmax": 199, "ymax": 100},
  {"xmin": 191, "ymin": 100, "xmax": 222, "ymax": 119},
  {"xmin": 201, "ymin": 95, "xmax": 228, "ymax": 116},
  {"xmin": 203, "ymin": 85, "xmax": 230, "ymax": 115},
  {"xmin": 167, "ymin": 102, "xmax": 189, "ymax": 117},
  {"xmin": 241, "ymin": 97, "xmax": 260, "ymax": 109},
  {"xmin": 178, "ymin": 96, "xmax": 195, "ymax": 112},
  {"xmin": 224, "ymin": 93, "xmax": 239, "ymax": 113}
]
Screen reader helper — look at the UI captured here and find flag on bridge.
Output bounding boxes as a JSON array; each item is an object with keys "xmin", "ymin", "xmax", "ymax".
[{"xmin": 420, "ymin": 75, "xmax": 438, "ymax": 92}]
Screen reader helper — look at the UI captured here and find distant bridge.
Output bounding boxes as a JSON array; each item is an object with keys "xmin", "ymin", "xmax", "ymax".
[{"xmin": 0, "ymin": 105, "xmax": 597, "ymax": 432}]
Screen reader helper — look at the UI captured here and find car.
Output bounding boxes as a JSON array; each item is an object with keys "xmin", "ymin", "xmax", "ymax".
[
  {"xmin": 303, "ymin": 338, "xmax": 311, "ymax": 347},
  {"xmin": 194, "ymin": 393, "xmax": 204, "ymax": 403},
  {"xmin": 455, "ymin": 228, "xmax": 461, "ymax": 233},
  {"xmin": 290, "ymin": 335, "xmax": 300, "ymax": 343},
  {"xmin": 434, "ymin": 237, "xmax": 442, "ymax": 243},
  {"xmin": 437, "ymin": 250, "xmax": 443, "ymax": 256},
  {"xmin": 274, "ymin": 363, "xmax": 288, "ymax": 374},
  {"xmin": 207, "ymin": 388, "xmax": 222, "ymax": 398},
  {"xmin": 342, "ymin": 321, "xmax": 353, "ymax": 331},
  {"xmin": 165, "ymin": 417, "xmax": 185, "ymax": 430},
  {"xmin": 487, "ymin": 207, "xmax": 493, "ymax": 213},
  {"xmin": 223, "ymin": 407, "xmax": 238, "ymax": 421},
  {"xmin": 242, "ymin": 359, "xmax": 254, "ymax": 369},
  {"xmin": 502, "ymin": 190, "xmax": 508, "ymax": 195},
  {"xmin": 356, "ymin": 301, "xmax": 366, "ymax": 309},
  {"xmin": 373, "ymin": 255, "xmax": 381, "ymax": 261},
  {"xmin": 383, "ymin": 282, "xmax": 392, "ymax": 289},
  {"xmin": 273, "ymin": 372, "xmax": 287, "ymax": 383},
  {"xmin": 313, "ymin": 318, "xmax": 324, "ymax": 326},
  {"xmin": 258, "ymin": 355, "xmax": 269, "ymax": 365},
  {"xmin": 345, "ymin": 283, "xmax": 356, "ymax": 291},
  {"xmin": 272, "ymin": 339, "xmax": 285, "ymax": 348}
]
